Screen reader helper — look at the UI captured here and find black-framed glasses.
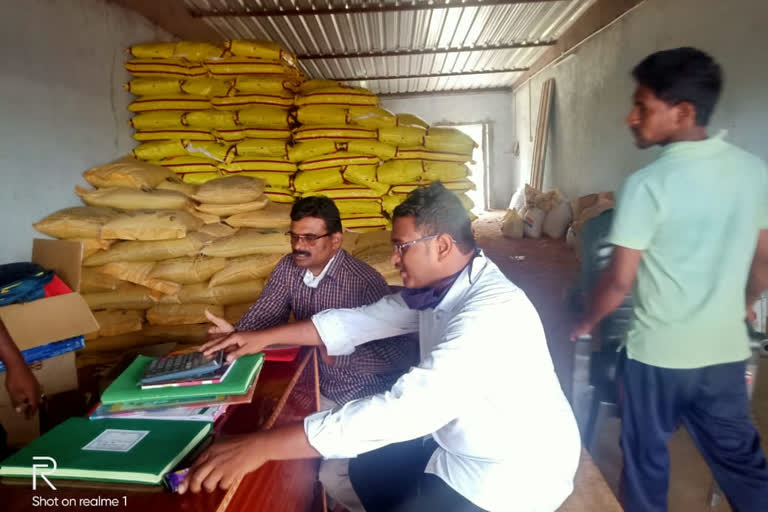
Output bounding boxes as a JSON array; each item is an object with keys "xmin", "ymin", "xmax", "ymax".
[
  {"xmin": 392, "ymin": 234, "xmax": 439, "ymax": 255},
  {"xmin": 286, "ymin": 231, "xmax": 331, "ymax": 244}
]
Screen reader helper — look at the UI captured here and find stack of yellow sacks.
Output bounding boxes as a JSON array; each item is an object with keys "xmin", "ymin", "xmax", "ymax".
[
  {"xmin": 33, "ymin": 158, "xmax": 294, "ymax": 354},
  {"xmin": 125, "ymin": 40, "xmax": 302, "ymax": 204}
]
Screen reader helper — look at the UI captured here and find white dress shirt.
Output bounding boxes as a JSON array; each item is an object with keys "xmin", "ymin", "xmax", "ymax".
[
  {"xmin": 304, "ymin": 251, "xmax": 581, "ymax": 511},
  {"xmin": 302, "ymin": 254, "xmax": 336, "ymax": 288}
]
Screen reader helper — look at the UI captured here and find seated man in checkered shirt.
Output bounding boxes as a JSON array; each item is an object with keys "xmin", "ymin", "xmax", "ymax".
[{"xmin": 206, "ymin": 195, "xmax": 418, "ymax": 512}]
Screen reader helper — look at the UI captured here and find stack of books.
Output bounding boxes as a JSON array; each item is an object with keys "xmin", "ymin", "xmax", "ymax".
[{"xmin": 0, "ymin": 352, "xmax": 264, "ymax": 486}]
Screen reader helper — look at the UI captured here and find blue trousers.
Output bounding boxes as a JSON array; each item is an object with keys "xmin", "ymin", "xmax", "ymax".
[{"xmin": 621, "ymin": 358, "xmax": 768, "ymax": 512}]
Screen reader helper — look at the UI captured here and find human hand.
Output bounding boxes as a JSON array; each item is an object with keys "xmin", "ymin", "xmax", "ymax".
[
  {"xmin": 200, "ymin": 330, "xmax": 266, "ymax": 362},
  {"xmin": 569, "ymin": 320, "xmax": 595, "ymax": 342},
  {"xmin": 205, "ymin": 310, "xmax": 235, "ymax": 338},
  {"xmin": 5, "ymin": 362, "xmax": 41, "ymax": 419},
  {"xmin": 178, "ymin": 434, "xmax": 268, "ymax": 494}
]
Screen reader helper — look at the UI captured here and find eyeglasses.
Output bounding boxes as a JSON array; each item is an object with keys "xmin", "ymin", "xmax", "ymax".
[
  {"xmin": 286, "ymin": 232, "xmax": 331, "ymax": 244},
  {"xmin": 392, "ymin": 234, "xmax": 439, "ymax": 255}
]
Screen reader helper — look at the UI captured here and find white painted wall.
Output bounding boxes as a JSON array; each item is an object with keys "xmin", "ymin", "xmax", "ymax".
[
  {"xmin": 512, "ymin": 0, "xmax": 768, "ymax": 201},
  {"xmin": 0, "ymin": 0, "xmax": 169, "ymax": 262},
  {"xmin": 380, "ymin": 91, "xmax": 515, "ymax": 209}
]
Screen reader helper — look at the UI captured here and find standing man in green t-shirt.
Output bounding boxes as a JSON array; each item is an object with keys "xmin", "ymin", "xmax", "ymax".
[{"xmin": 572, "ymin": 47, "xmax": 768, "ymax": 512}]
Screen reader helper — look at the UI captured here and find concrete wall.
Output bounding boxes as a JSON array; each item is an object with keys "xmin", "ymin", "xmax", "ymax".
[
  {"xmin": 513, "ymin": 0, "xmax": 768, "ymax": 201},
  {"xmin": 380, "ymin": 91, "xmax": 515, "ymax": 209},
  {"xmin": 0, "ymin": 0, "xmax": 169, "ymax": 262}
]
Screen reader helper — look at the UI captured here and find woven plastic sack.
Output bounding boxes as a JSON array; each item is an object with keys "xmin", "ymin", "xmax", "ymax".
[
  {"xmin": 298, "ymin": 152, "xmax": 379, "ymax": 171},
  {"xmin": 294, "ymin": 126, "xmax": 377, "ymax": 143},
  {"xmin": 263, "ymin": 186, "xmax": 296, "ymax": 204},
  {"xmin": 177, "ymin": 172, "xmax": 222, "ymax": 185},
  {"xmin": 133, "ymin": 140, "xmax": 188, "ymax": 160},
  {"xmin": 147, "ymin": 304, "xmax": 224, "ymax": 326},
  {"xmin": 100, "ymin": 262, "xmax": 181, "ymax": 296},
  {"xmin": 124, "ymin": 78, "xmax": 182, "ymax": 96},
  {"xmin": 78, "ymin": 239, "xmax": 114, "ymax": 259},
  {"xmin": 330, "ymin": 199, "xmax": 382, "ymax": 215},
  {"xmin": 178, "ymin": 280, "xmax": 265, "ymax": 306},
  {"xmin": 196, "ymin": 197, "xmax": 269, "ymax": 216},
  {"xmin": 236, "ymin": 106, "xmax": 292, "ymax": 128},
  {"xmin": 150, "ymin": 156, "xmax": 219, "ymax": 174},
  {"xmin": 80, "ymin": 266, "xmax": 123, "ymax": 292},
  {"xmin": 101, "ymin": 210, "xmax": 204, "ymax": 241},
  {"xmin": 297, "ymin": 80, "xmax": 342, "ymax": 94},
  {"xmin": 378, "ymin": 126, "xmax": 426, "ymax": 147},
  {"xmin": 523, "ymin": 207, "xmax": 546, "ymax": 238},
  {"xmin": 294, "ymin": 169, "xmax": 344, "ymax": 193},
  {"xmin": 76, "ymin": 186, "xmax": 190, "ymax": 211},
  {"xmin": 454, "ymin": 192, "xmax": 474, "ymax": 212},
  {"xmin": 34, "ymin": 207, "xmax": 118, "ymax": 239},
  {"xmin": 183, "ymin": 141, "xmax": 236, "ymax": 163},
  {"xmin": 348, "ymin": 107, "xmax": 397, "ymax": 129},
  {"xmin": 127, "ymin": 42, "xmax": 176, "ymax": 59},
  {"xmin": 223, "ymin": 204, "xmax": 292, "ymax": 230},
  {"xmin": 295, "ymin": 105, "xmax": 349, "ymax": 126},
  {"xmin": 125, "ymin": 58, "xmax": 206, "ymax": 78},
  {"xmin": 173, "ymin": 41, "xmax": 223, "ymax": 61},
  {"xmin": 287, "ymin": 140, "xmax": 337, "ymax": 162},
  {"xmin": 190, "ymin": 175, "xmax": 265, "ymax": 204},
  {"xmin": 305, "ymin": 184, "xmax": 381, "ymax": 200},
  {"xmin": 296, "ymin": 87, "xmax": 378, "ymax": 107},
  {"xmin": 209, "ymin": 253, "xmax": 282, "ymax": 287},
  {"xmin": 212, "ymin": 92, "xmax": 294, "ymax": 110},
  {"xmin": 342, "ymin": 165, "xmax": 389, "ymax": 195},
  {"xmin": 224, "ymin": 303, "xmax": 252, "ymax": 325},
  {"xmin": 422, "ymin": 162, "xmax": 469, "ymax": 182},
  {"xmin": 542, "ymin": 200, "xmax": 573, "ymax": 239},
  {"xmin": 221, "ymin": 170, "xmax": 290, "ymax": 189},
  {"xmin": 234, "ymin": 76, "xmax": 301, "ymax": 95},
  {"xmin": 394, "ymin": 148, "xmax": 472, "ymax": 164},
  {"xmin": 241, "ymin": 127, "xmax": 292, "ymax": 140},
  {"xmin": 83, "ymin": 234, "xmax": 206, "ymax": 266},
  {"xmin": 355, "ymin": 248, "xmax": 400, "ymax": 283},
  {"xmin": 222, "ymin": 157, "xmax": 297, "ymax": 174},
  {"xmin": 342, "ymin": 230, "xmax": 391, "ymax": 256},
  {"xmin": 128, "ymin": 95, "xmax": 210, "ymax": 113},
  {"xmin": 183, "ymin": 110, "xmax": 237, "ymax": 129},
  {"xmin": 341, "ymin": 214, "xmax": 389, "ymax": 232},
  {"xmin": 377, "ymin": 160, "xmax": 423, "ymax": 184},
  {"xmin": 225, "ymin": 40, "xmax": 296, "ymax": 66},
  {"xmin": 396, "ymin": 113, "xmax": 430, "ymax": 129},
  {"xmin": 83, "ymin": 284, "xmax": 156, "ymax": 310},
  {"xmin": 83, "ymin": 157, "xmax": 176, "ymax": 189},
  {"xmin": 202, "ymin": 230, "xmax": 290, "ymax": 257},
  {"xmin": 130, "ymin": 111, "xmax": 185, "ymax": 130},
  {"xmin": 347, "ymin": 140, "xmax": 397, "ymax": 160},
  {"xmin": 196, "ymin": 222, "xmax": 238, "ymax": 238},
  {"xmin": 148, "ymin": 256, "xmax": 228, "ymax": 285},
  {"xmin": 204, "ymin": 57, "xmax": 296, "ymax": 78},
  {"xmin": 91, "ymin": 310, "xmax": 144, "ymax": 338},
  {"xmin": 154, "ymin": 178, "xmax": 197, "ymax": 197},
  {"xmin": 236, "ymin": 139, "xmax": 288, "ymax": 158},
  {"xmin": 133, "ymin": 128, "xmax": 215, "ymax": 142},
  {"xmin": 382, "ymin": 194, "xmax": 406, "ymax": 215},
  {"xmin": 181, "ymin": 77, "xmax": 232, "ymax": 97}
]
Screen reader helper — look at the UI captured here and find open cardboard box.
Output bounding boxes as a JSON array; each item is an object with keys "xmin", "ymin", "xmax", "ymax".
[{"xmin": 0, "ymin": 239, "xmax": 97, "ymax": 447}]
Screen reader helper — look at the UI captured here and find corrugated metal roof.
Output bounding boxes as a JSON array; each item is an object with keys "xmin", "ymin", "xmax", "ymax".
[{"xmin": 184, "ymin": 0, "xmax": 594, "ymax": 94}]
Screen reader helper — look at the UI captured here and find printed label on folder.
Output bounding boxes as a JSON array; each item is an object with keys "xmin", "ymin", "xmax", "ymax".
[{"xmin": 82, "ymin": 429, "xmax": 149, "ymax": 452}]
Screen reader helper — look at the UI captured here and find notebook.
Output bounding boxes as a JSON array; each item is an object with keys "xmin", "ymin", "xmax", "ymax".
[
  {"xmin": 100, "ymin": 353, "xmax": 263, "ymax": 405},
  {"xmin": 0, "ymin": 418, "xmax": 210, "ymax": 485},
  {"xmin": 89, "ymin": 405, "xmax": 226, "ymax": 422}
]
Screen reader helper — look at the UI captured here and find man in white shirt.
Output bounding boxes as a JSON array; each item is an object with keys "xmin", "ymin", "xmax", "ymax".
[{"xmin": 180, "ymin": 183, "xmax": 581, "ymax": 512}]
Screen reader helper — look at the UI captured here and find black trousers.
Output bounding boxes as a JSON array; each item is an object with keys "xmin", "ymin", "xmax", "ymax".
[
  {"xmin": 621, "ymin": 358, "xmax": 768, "ymax": 512},
  {"xmin": 349, "ymin": 438, "xmax": 487, "ymax": 512}
]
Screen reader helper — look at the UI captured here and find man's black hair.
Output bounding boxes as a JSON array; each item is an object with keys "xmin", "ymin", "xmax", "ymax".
[
  {"xmin": 290, "ymin": 196, "xmax": 342, "ymax": 234},
  {"xmin": 632, "ymin": 47, "xmax": 723, "ymax": 126},
  {"xmin": 393, "ymin": 182, "xmax": 476, "ymax": 253}
]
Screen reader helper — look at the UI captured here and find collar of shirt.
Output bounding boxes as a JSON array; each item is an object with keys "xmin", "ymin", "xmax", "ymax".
[
  {"xmin": 302, "ymin": 252, "xmax": 338, "ymax": 288},
  {"xmin": 659, "ymin": 129, "xmax": 728, "ymax": 159},
  {"xmin": 434, "ymin": 249, "xmax": 489, "ymax": 314}
]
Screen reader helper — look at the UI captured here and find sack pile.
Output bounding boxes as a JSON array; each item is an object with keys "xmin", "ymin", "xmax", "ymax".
[
  {"xmin": 125, "ymin": 40, "xmax": 480, "ymax": 230},
  {"xmin": 34, "ymin": 157, "xmax": 289, "ymax": 353},
  {"xmin": 503, "ymin": 184, "xmax": 574, "ymax": 240}
]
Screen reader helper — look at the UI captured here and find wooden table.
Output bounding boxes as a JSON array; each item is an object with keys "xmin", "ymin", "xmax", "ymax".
[{"xmin": 0, "ymin": 349, "xmax": 321, "ymax": 512}]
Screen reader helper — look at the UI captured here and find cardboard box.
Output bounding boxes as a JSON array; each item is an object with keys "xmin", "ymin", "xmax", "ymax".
[{"xmin": 0, "ymin": 239, "xmax": 97, "ymax": 447}]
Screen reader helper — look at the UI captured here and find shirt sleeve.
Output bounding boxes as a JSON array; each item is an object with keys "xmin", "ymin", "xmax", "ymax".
[
  {"xmin": 235, "ymin": 259, "xmax": 291, "ymax": 331},
  {"xmin": 607, "ymin": 172, "xmax": 662, "ymax": 250},
  {"xmin": 311, "ymin": 294, "xmax": 419, "ymax": 356},
  {"xmin": 304, "ymin": 306, "xmax": 492, "ymax": 458}
]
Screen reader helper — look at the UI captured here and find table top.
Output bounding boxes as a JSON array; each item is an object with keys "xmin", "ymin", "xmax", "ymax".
[{"xmin": 0, "ymin": 349, "xmax": 320, "ymax": 512}]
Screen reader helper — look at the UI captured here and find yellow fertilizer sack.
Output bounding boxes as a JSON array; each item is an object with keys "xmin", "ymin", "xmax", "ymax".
[
  {"xmin": 183, "ymin": 110, "xmax": 238, "ymax": 129},
  {"xmin": 191, "ymin": 174, "xmax": 266, "ymax": 204},
  {"xmin": 234, "ymin": 76, "xmax": 301, "ymax": 94},
  {"xmin": 240, "ymin": 127, "xmax": 292, "ymax": 140},
  {"xmin": 298, "ymin": 152, "xmax": 378, "ymax": 171},
  {"xmin": 83, "ymin": 156, "xmax": 177, "ymax": 189},
  {"xmin": 220, "ymin": 170, "xmax": 289, "ymax": 189},
  {"xmin": 124, "ymin": 78, "xmax": 182, "ymax": 96},
  {"xmin": 378, "ymin": 126, "xmax": 426, "ymax": 147},
  {"xmin": 347, "ymin": 140, "xmax": 397, "ymax": 160},
  {"xmin": 424, "ymin": 126, "xmax": 477, "ymax": 149},
  {"xmin": 422, "ymin": 162, "xmax": 469, "ymax": 182},
  {"xmin": 83, "ymin": 284, "xmax": 157, "ymax": 310},
  {"xmin": 295, "ymin": 105, "xmax": 349, "ymax": 126},
  {"xmin": 225, "ymin": 40, "xmax": 296, "ymax": 66},
  {"xmin": 235, "ymin": 139, "xmax": 289, "ymax": 158},
  {"xmin": 34, "ymin": 206, "xmax": 118, "ymax": 240},
  {"xmin": 342, "ymin": 165, "xmax": 389, "ymax": 195},
  {"xmin": 296, "ymin": 87, "xmax": 378, "ymax": 107},
  {"xmin": 223, "ymin": 203, "xmax": 292, "ymax": 230},
  {"xmin": 133, "ymin": 128, "xmax": 216, "ymax": 142},
  {"xmin": 127, "ymin": 42, "xmax": 176, "ymax": 59},
  {"xmin": 196, "ymin": 222, "xmax": 238, "ymax": 239},
  {"xmin": 341, "ymin": 214, "xmax": 389, "ymax": 232},
  {"xmin": 125, "ymin": 58, "xmax": 207, "ymax": 78},
  {"xmin": 196, "ymin": 197, "xmax": 269, "ymax": 216},
  {"xmin": 177, "ymin": 172, "xmax": 221, "ymax": 185},
  {"xmin": 305, "ymin": 184, "xmax": 381, "ymax": 200},
  {"xmin": 128, "ymin": 94, "xmax": 210, "ymax": 113},
  {"xmin": 377, "ymin": 160, "xmax": 424, "ymax": 184},
  {"xmin": 146, "ymin": 304, "xmax": 224, "ymax": 326},
  {"xmin": 132, "ymin": 140, "xmax": 187, "ymax": 160},
  {"xmin": 222, "ymin": 157, "xmax": 297, "ymax": 174},
  {"xmin": 287, "ymin": 140, "xmax": 337, "ymax": 162},
  {"xmin": 178, "ymin": 280, "xmax": 264, "ymax": 306},
  {"xmin": 263, "ymin": 186, "xmax": 296, "ymax": 204},
  {"xmin": 101, "ymin": 210, "xmax": 204, "ymax": 241},
  {"xmin": 148, "ymin": 256, "xmax": 228, "ymax": 284},
  {"xmin": 183, "ymin": 141, "xmax": 236, "ymax": 163},
  {"xmin": 208, "ymin": 253, "xmax": 282, "ymax": 287},
  {"xmin": 236, "ymin": 106, "xmax": 293, "ymax": 128},
  {"xmin": 83, "ymin": 234, "xmax": 206, "ymax": 266},
  {"xmin": 100, "ymin": 262, "xmax": 181, "ymax": 296},
  {"xmin": 91, "ymin": 310, "xmax": 144, "ymax": 338},
  {"xmin": 394, "ymin": 147, "xmax": 473, "ymax": 163},
  {"xmin": 212, "ymin": 92, "xmax": 294, "ymax": 110},
  {"xmin": 348, "ymin": 107, "xmax": 397, "ymax": 129},
  {"xmin": 329, "ymin": 199, "xmax": 382, "ymax": 215},
  {"xmin": 202, "ymin": 230, "xmax": 290, "ymax": 257},
  {"xmin": 130, "ymin": 111, "xmax": 185, "ymax": 130},
  {"xmin": 396, "ymin": 113, "xmax": 429, "ymax": 129},
  {"xmin": 80, "ymin": 267, "xmax": 123, "ymax": 293},
  {"xmin": 294, "ymin": 126, "xmax": 377, "ymax": 143},
  {"xmin": 76, "ymin": 186, "xmax": 190, "ymax": 211},
  {"xmin": 382, "ymin": 194, "xmax": 406, "ymax": 215},
  {"xmin": 293, "ymin": 169, "xmax": 344, "ymax": 193},
  {"xmin": 150, "ymin": 156, "xmax": 219, "ymax": 174},
  {"xmin": 77, "ymin": 239, "xmax": 114, "ymax": 260},
  {"xmin": 181, "ymin": 77, "xmax": 232, "ymax": 97},
  {"xmin": 298, "ymin": 80, "xmax": 342, "ymax": 94},
  {"xmin": 173, "ymin": 41, "xmax": 224, "ymax": 61},
  {"xmin": 204, "ymin": 57, "xmax": 296, "ymax": 78}
]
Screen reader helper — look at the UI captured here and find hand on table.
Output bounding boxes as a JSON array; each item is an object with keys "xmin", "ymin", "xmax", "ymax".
[
  {"xmin": 5, "ymin": 361, "xmax": 41, "ymax": 419},
  {"xmin": 178, "ymin": 434, "xmax": 268, "ymax": 494},
  {"xmin": 201, "ymin": 311, "xmax": 267, "ymax": 362}
]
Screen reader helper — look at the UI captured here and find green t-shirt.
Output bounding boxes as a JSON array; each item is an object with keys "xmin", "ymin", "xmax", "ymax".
[{"xmin": 608, "ymin": 135, "xmax": 768, "ymax": 368}]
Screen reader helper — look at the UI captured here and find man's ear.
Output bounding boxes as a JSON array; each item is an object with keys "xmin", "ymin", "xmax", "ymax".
[
  {"xmin": 331, "ymin": 231, "xmax": 343, "ymax": 250},
  {"xmin": 676, "ymin": 101, "xmax": 698, "ymax": 128},
  {"xmin": 436, "ymin": 233, "xmax": 453, "ymax": 261}
]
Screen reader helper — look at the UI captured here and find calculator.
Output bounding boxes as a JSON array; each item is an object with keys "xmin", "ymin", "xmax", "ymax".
[{"xmin": 140, "ymin": 350, "xmax": 225, "ymax": 385}]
